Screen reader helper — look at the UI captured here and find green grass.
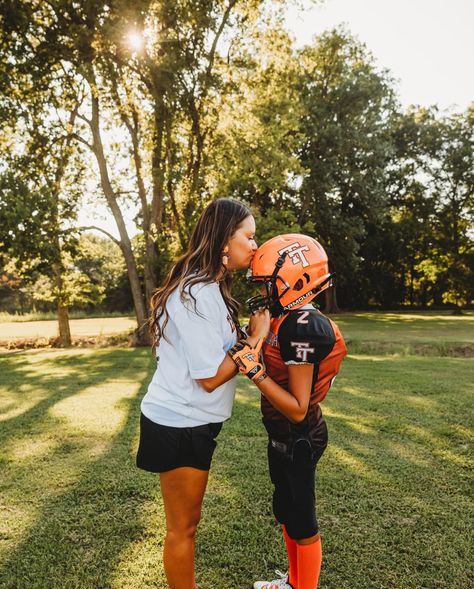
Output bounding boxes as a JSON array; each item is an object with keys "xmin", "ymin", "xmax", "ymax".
[
  {"xmin": 0, "ymin": 317, "xmax": 136, "ymax": 341},
  {"xmin": 0, "ymin": 310, "xmax": 134, "ymax": 323},
  {"xmin": 328, "ymin": 311, "xmax": 474, "ymax": 356},
  {"xmin": 0, "ymin": 347, "xmax": 472, "ymax": 589},
  {"xmin": 331, "ymin": 310, "xmax": 474, "ymax": 343},
  {"xmin": 2, "ymin": 312, "xmax": 473, "ymax": 357}
]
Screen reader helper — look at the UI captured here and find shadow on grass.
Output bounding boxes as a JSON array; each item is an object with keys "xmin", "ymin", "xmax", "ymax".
[
  {"xmin": 0, "ymin": 349, "xmax": 140, "ymax": 435},
  {"xmin": 195, "ymin": 357, "xmax": 473, "ymax": 589},
  {"xmin": 0, "ymin": 348, "xmax": 167, "ymax": 589},
  {"xmin": 1, "ymin": 352, "xmax": 472, "ymax": 589}
]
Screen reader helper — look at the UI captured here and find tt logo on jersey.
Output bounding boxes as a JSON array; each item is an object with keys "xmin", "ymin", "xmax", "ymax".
[
  {"xmin": 291, "ymin": 341, "xmax": 315, "ymax": 362},
  {"xmin": 278, "ymin": 242, "xmax": 310, "ymax": 267}
]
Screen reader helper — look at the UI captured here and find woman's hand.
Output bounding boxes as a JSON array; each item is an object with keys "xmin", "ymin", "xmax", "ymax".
[{"xmin": 247, "ymin": 308, "xmax": 271, "ymax": 340}]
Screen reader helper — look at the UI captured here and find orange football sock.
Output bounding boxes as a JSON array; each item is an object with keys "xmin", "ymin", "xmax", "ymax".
[
  {"xmin": 296, "ymin": 535, "xmax": 322, "ymax": 589},
  {"xmin": 282, "ymin": 525, "xmax": 298, "ymax": 588}
]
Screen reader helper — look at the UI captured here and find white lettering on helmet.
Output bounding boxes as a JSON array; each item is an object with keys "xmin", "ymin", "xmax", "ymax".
[
  {"xmin": 291, "ymin": 341, "xmax": 315, "ymax": 362},
  {"xmin": 278, "ymin": 242, "xmax": 310, "ymax": 267},
  {"xmin": 285, "ymin": 291, "xmax": 314, "ymax": 308}
]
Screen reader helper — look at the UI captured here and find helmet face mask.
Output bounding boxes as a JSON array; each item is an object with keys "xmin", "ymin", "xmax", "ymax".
[
  {"xmin": 246, "ymin": 275, "xmax": 288, "ymax": 316},
  {"xmin": 246, "ymin": 234, "xmax": 334, "ymax": 317}
]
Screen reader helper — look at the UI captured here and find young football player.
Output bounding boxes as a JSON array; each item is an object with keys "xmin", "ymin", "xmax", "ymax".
[{"xmin": 229, "ymin": 234, "xmax": 347, "ymax": 589}]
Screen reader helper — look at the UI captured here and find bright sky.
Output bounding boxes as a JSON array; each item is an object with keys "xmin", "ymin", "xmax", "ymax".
[
  {"xmin": 80, "ymin": 0, "xmax": 474, "ymax": 238},
  {"xmin": 285, "ymin": 0, "xmax": 474, "ymax": 111}
]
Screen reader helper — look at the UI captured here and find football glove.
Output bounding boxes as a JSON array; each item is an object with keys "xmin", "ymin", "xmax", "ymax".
[{"xmin": 228, "ymin": 338, "xmax": 267, "ymax": 384}]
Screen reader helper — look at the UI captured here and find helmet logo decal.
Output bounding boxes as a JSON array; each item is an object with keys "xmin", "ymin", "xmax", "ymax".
[
  {"xmin": 285, "ymin": 290, "xmax": 314, "ymax": 308},
  {"xmin": 278, "ymin": 242, "xmax": 310, "ymax": 267},
  {"xmin": 291, "ymin": 341, "xmax": 315, "ymax": 362}
]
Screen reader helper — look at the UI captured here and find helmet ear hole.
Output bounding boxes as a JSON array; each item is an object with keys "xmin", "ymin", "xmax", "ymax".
[
  {"xmin": 294, "ymin": 278, "xmax": 304, "ymax": 291},
  {"xmin": 303, "ymin": 272, "xmax": 310, "ymax": 284}
]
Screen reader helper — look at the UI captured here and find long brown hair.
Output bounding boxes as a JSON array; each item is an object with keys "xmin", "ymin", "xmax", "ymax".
[{"xmin": 149, "ymin": 198, "xmax": 252, "ymax": 350}]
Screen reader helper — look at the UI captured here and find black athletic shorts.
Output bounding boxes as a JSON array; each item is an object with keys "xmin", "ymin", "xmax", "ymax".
[
  {"xmin": 266, "ymin": 412, "xmax": 328, "ymax": 540},
  {"xmin": 136, "ymin": 412, "xmax": 223, "ymax": 473}
]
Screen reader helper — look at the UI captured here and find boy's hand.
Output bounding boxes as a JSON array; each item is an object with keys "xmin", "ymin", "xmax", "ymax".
[
  {"xmin": 248, "ymin": 309, "xmax": 271, "ymax": 340},
  {"xmin": 228, "ymin": 339, "xmax": 267, "ymax": 384}
]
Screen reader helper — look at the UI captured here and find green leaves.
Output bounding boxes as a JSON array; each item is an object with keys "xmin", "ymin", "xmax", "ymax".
[{"xmin": 1, "ymin": 3, "xmax": 472, "ymax": 315}]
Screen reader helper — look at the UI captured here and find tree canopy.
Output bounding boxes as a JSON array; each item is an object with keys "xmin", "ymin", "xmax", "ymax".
[{"xmin": 1, "ymin": 2, "xmax": 472, "ymax": 335}]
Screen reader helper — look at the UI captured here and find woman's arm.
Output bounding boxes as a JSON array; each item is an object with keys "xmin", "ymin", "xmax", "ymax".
[
  {"xmin": 256, "ymin": 363, "xmax": 314, "ymax": 423},
  {"xmin": 197, "ymin": 309, "xmax": 270, "ymax": 393},
  {"xmin": 197, "ymin": 355, "xmax": 239, "ymax": 392}
]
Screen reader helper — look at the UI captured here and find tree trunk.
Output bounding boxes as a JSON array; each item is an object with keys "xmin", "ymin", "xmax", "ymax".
[
  {"xmin": 93, "ymin": 154, "xmax": 149, "ymax": 343},
  {"xmin": 324, "ymin": 286, "xmax": 340, "ymax": 314},
  {"xmin": 144, "ymin": 236, "xmax": 158, "ymax": 307},
  {"xmin": 52, "ymin": 263, "xmax": 71, "ymax": 347},
  {"xmin": 129, "ymin": 110, "xmax": 158, "ymax": 307},
  {"xmin": 51, "ymin": 107, "xmax": 77, "ymax": 348},
  {"xmin": 118, "ymin": 241, "xmax": 149, "ymax": 345},
  {"xmin": 106, "ymin": 69, "xmax": 159, "ymax": 309},
  {"xmin": 85, "ymin": 74, "xmax": 149, "ymax": 345},
  {"xmin": 151, "ymin": 99, "xmax": 166, "ymax": 235},
  {"xmin": 57, "ymin": 304, "xmax": 72, "ymax": 347}
]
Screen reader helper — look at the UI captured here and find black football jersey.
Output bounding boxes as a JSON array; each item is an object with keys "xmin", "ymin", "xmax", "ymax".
[{"xmin": 262, "ymin": 306, "xmax": 346, "ymax": 422}]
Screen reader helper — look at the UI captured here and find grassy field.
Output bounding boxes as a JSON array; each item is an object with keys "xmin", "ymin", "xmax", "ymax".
[
  {"xmin": 0, "ymin": 315, "xmax": 473, "ymax": 588},
  {"xmin": 334, "ymin": 310, "xmax": 474, "ymax": 342},
  {"xmin": 0, "ymin": 317, "xmax": 136, "ymax": 340},
  {"xmin": 0, "ymin": 311, "xmax": 135, "ymax": 323},
  {"xmin": 334, "ymin": 311, "xmax": 474, "ymax": 356},
  {"xmin": 1, "ymin": 311, "xmax": 473, "ymax": 354}
]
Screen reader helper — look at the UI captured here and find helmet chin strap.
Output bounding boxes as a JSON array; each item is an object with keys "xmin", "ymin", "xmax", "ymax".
[
  {"xmin": 247, "ymin": 252, "xmax": 288, "ymax": 314},
  {"xmin": 269, "ymin": 251, "xmax": 288, "ymax": 287},
  {"xmin": 314, "ymin": 272, "xmax": 336, "ymax": 293},
  {"xmin": 280, "ymin": 272, "xmax": 336, "ymax": 312}
]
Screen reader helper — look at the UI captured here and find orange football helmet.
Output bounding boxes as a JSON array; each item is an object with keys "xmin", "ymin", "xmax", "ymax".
[{"xmin": 247, "ymin": 234, "xmax": 334, "ymax": 316}]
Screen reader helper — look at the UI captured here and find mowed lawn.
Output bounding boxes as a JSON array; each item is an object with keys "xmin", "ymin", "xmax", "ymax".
[
  {"xmin": 335, "ymin": 310, "xmax": 474, "ymax": 343},
  {"xmin": 0, "ymin": 314, "xmax": 473, "ymax": 589},
  {"xmin": 1, "ymin": 310, "xmax": 473, "ymax": 344},
  {"xmin": 0, "ymin": 316, "xmax": 136, "ymax": 340}
]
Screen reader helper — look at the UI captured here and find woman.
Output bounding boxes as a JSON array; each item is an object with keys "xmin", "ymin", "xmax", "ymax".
[
  {"xmin": 229, "ymin": 234, "xmax": 347, "ymax": 589},
  {"xmin": 136, "ymin": 198, "xmax": 270, "ymax": 589}
]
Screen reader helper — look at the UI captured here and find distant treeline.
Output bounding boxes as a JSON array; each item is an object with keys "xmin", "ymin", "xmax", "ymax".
[{"xmin": 0, "ymin": 2, "xmax": 472, "ymax": 341}]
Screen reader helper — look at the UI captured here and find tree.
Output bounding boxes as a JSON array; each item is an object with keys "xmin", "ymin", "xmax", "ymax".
[
  {"xmin": 74, "ymin": 233, "xmax": 132, "ymax": 312},
  {"xmin": 0, "ymin": 84, "xmax": 85, "ymax": 344},
  {"xmin": 388, "ymin": 106, "xmax": 474, "ymax": 309},
  {"xmin": 294, "ymin": 28, "xmax": 398, "ymax": 311},
  {"xmin": 428, "ymin": 107, "xmax": 474, "ymax": 310},
  {"xmin": 1, "ymin": 0, "xmax": 285, "ymax": 343},
  {"xmin": 208, "ymin": 23, "xmax": 304, "ymax": 211}
]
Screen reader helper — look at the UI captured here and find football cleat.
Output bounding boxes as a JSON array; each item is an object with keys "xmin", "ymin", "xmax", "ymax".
[{"xmin": 253, "ymin": 570, "xmax": 292, "ymax": 589}]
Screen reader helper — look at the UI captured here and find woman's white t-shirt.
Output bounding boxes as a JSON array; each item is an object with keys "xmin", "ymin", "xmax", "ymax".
[{"xmin": 141, "ymin": 281, "xmax": 238, "ymax": 427}]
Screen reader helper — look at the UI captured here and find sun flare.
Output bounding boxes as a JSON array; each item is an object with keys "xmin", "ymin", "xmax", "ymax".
[{"xmin": 127, "ymin": 30, "xmax": 144, "ymax": 52}]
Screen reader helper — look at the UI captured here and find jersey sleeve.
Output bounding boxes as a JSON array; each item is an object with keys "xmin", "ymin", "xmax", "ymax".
[
  {"xmin": 278, "ymin": 309, "xmax": 336, "ymax": 365},
  {"xmin": 171, "ymin": 284, "xmax": 227, "ymax": 379}
]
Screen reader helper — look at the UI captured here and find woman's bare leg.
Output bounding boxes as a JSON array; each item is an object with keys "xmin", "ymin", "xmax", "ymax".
[{"xmin": 160, "ymin": 467, "xmax": 209, "ymax": 589}]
